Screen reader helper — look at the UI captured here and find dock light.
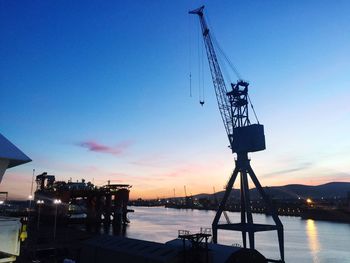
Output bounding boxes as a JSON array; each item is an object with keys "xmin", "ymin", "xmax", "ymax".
[
  {"xmin": 37, "ymin": 200, "xmax": 44, "ymax": 229},
  {"xmin": 306, "ymin": 198, "xmax": 313, "ymax": 204},
  {"xmin": 28, "ymin": 195, "xmax": 34, "ymax": 221},
  {"xmin": 53, "ymin": 199, "xmax": 61, "ymax": 204},
  {"xmin": 53, "ymin": 199, "xmax": 61, "ymax": 240},
  {"xmin": 0, "ymin": 200, "xmax": 4, "ymax": 205}
]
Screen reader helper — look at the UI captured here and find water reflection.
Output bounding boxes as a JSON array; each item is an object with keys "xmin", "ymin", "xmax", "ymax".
[
  {"xmin": 100, "ymin": 222, "xmax": 128, "ymax": 237},
  {"xmin": 306, "ymin": 219, "xmax": 321, "ymax": 262},
  {"xmin": 79, "ymin": 207, "xmax": 350, "ymax": 262}
]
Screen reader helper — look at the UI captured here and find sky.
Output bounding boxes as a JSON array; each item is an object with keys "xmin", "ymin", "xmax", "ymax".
[{"xmin": 0, "ymin": 0, "xmax": 349, "ymax": 200}]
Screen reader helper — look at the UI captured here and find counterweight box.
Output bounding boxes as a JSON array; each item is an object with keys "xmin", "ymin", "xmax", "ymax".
[{"xmin": 231, "ymin": 124, "xmax": 266, "ymax": 153}]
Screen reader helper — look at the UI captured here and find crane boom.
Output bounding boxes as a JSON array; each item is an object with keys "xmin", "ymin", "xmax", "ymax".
[
  {"xmin": 189, "ymin": 6, "xmax": 233, "ymax": 140},
  {"xmin": 190, "ymin": 6, "xmax": 265, "ymax": 154}
]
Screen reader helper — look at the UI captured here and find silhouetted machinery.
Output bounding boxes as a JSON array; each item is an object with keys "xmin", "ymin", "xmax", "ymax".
[
  {"xmin": 34, "ymin": 172, "xmax": 132, "ymax": 225},
  {"xmin": 190, "ymin": 6, "xmax": 284, "ymax": 262}
]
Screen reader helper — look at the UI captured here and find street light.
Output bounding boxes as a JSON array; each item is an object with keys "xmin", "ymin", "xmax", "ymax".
[
  {"xmin": 53, "ymin": 199, "xmax": 61, "ymax": 241},
  {"xmin": 36, "ymin": 200, "xmax": 44, "ymax": 230},
  {"xmin": 28, "ymin": 169, "xmax": 35, "ymax": 220},
  {"xmin": 306, "ymin": 198, "xmax": 313, "ymax": 204},
  {"xmin": 28, "ymin": 195, "xmax": 34, "ymax": 221}
]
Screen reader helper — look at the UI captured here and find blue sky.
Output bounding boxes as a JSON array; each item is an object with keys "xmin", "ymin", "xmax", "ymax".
[{"xmin": 1, "ymin": 0, "xmax": 349, "ymax": 199}]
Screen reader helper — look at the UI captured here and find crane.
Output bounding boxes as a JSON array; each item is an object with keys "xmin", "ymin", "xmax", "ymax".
[
  {"xmin": 189, "ymin": 6, "xmax": 284, "ymax": 262},
  {"xmin": 213, "ymin": 187, "xmax": 231, "ymax": 224}
]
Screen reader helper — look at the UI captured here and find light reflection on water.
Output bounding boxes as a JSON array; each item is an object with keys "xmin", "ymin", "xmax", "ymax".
[
  {"xmin": 306, "ymin": 219, "xmax": 321, "ymax": 263},
  {"xmin": 103, "ymin": 206, "xmax": 350, "ymax": 263}
]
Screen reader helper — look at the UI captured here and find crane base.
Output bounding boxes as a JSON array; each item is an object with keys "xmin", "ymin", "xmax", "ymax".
[{"xmin": 212, "ymin": 153, "xmax": 284, "ymax": 262}]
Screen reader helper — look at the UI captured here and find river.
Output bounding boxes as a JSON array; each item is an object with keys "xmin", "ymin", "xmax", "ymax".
[{"xmin": 118, "ymin": 206, "xmax": 350, "ymax": 263}]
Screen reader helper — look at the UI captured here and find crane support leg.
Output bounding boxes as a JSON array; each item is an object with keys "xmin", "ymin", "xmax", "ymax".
[
  {"xmin": 240, "ymin": 173, "xmax": 247, "ymax": 248},
  {"xmin": 212, "ymin": 153, "xmax": 284, "ymax": 262},
  {"xmin": 247, "ymin": 165, "xmax": 284, "ymax": 262},
  {"xmin": 212, "ymin": 167, "xmax": 239, "ymax": 243},
  {"xmin": 242, "ymin": 170, "xmax": 255, "ymax": 249}
]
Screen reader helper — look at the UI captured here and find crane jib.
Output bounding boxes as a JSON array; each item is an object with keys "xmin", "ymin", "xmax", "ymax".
[{"xmin": 189, "ymin": 6, "xmax": 266, "ymax": 154}]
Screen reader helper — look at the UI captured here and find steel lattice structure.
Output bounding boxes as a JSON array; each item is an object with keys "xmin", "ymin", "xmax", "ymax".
[{"xmin": 190, "ymin": 6, "xmax": 285, "ymax": 262}]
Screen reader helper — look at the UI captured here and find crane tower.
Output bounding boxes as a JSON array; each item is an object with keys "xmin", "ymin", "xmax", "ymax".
[{"xmin": 189, "ymin": 6, "xmax": 284, "ymax": 262}]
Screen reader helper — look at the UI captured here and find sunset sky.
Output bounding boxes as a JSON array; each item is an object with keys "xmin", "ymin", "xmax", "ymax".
[{"xmin": 1, "ymin": 1, "xmax": 349, "ymax": 200}]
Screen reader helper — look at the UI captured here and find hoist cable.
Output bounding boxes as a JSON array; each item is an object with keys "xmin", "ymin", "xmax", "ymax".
[
  {"xmin": 201, "ymin": 33, "xmax": 205, "ymax": 102},
  {"xmin": 197, "ymin": 20, "xmax": 202, "ymax": 102},
  {"xmin": 205, "ymin": 12, "xmax": 242, "ymax": 80},
  {"xmin": 212, "ymin": 36, "xmax": 242, "ymax": 80},
  {"xmin": 188, "ymin": 15, "xmax": 192, "ymax": 97},
  {"xmin": 248, "ymin": 94, "xmax": 260, "ymax": 124}
]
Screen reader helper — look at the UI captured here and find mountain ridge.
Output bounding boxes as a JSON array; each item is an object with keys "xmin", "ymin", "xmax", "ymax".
[{"xmin": 192, "ymin": 182, "xmax": 350, "ymax": 200}]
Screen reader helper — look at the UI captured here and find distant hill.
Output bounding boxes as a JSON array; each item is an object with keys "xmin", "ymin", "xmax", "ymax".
[{"xmin": 193, "ymin": 182, "xmax": 350, "ymax": 200}]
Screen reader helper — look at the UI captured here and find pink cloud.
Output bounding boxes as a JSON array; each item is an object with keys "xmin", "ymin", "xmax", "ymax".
[{"xmin": 77, "ymin": 140, "xmax": 132, "ymax": 156}]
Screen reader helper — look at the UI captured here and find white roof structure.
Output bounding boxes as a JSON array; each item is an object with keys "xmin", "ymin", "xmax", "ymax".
[
  {"xmin": 0, "ymin": 133, "xmax": 31, "ymax": 183},
  {"xmin": 0, "ymin": 133, "xmax": 31, "ymax": 168}
]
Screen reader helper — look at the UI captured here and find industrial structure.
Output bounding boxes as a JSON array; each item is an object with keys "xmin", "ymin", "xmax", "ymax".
[
  {"xmin": 34, "ymin": 172, "xmax": 132, "ymax": 226},
  {"xmin": 190, "ymin": 6, "xmax": 284, "ymax": 262},
  {"xmin": 81, "ymin": 233, "xmax": 267, "ymax": 263}
]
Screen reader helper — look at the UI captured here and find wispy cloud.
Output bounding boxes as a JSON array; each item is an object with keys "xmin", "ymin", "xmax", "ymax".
[
  {"xmin": 130, "ymin": 154, "xmax": 170, "ymax": 167},
  {"xmin": 263, "ymin": 162, "xmax": 313, "ymax": 178},
  {"xmin": 76, "ymin": 140, "xmax": 132, "ymax": 156}
]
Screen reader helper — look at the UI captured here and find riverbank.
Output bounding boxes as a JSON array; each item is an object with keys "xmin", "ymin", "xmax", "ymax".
[{"xmin": 130, "ymin": 203, "xmax": 350, "ymax": 223}]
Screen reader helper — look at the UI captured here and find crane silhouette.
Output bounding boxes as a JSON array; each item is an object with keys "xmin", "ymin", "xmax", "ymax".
[{"xmin": 190, "ymin": 6, "xmax": 284, "ymax": 262}]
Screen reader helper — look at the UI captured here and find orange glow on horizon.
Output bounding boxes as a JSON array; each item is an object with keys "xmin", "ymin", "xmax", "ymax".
[{"xmin": 1, "ymin": 169, "xmax": 349, "ymax": 200}]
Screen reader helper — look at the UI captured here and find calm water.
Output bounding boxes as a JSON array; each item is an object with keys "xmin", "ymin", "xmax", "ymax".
[{"xmin": 120, "ymin": 206, "xmax": 350, "ymax": 263}]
